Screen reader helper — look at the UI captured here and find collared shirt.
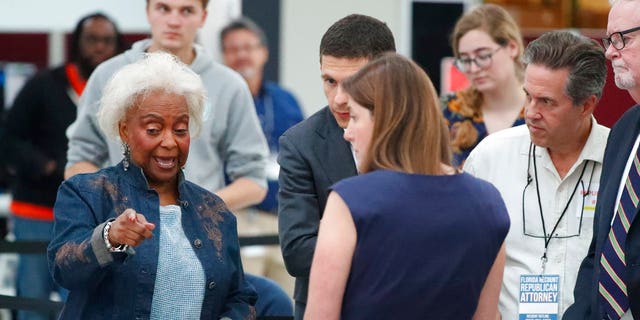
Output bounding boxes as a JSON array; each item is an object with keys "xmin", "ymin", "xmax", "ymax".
[
  {"xmin": 344, "ymin": 128, "xmax": 358, "ymax": 168},
  {"xmin": 254, "ymin": 82, "xmax": 304, "ymax": 152},
  {"xmin": 464, "ymin": 119, "xmax": 609, "ymax": 320},
  {"xmin": 253, "ymin": 82, "xmax": 304, "ymax": 212}
]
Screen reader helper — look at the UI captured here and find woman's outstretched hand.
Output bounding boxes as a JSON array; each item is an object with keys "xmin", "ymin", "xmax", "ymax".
[{"xmin": 108, "ymin": 208, "xmax": 156, "ymax": 247}]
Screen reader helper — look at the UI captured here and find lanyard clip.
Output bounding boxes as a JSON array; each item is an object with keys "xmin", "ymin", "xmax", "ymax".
[{"xmin": 541, "ymin": 250, "xmax": 548, "ymax": 274}]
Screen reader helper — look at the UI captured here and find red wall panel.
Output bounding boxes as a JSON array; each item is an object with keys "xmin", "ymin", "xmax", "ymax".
[
  {"xmin": 0, "ymin": 32, "xmax": 149, "ymax": 71},
  {"xmin": 1, "ymin": 33, "xmax": 49, "ymax": 69},
  {"xmin": 594, "ymin": 62, "xmax": 636, "ymax": 128}
]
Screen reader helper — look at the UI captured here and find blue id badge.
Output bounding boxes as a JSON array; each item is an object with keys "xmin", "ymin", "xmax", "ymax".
[{"xmin": 518, "ymin": 274, "xmax": 560, "ymax": 320}]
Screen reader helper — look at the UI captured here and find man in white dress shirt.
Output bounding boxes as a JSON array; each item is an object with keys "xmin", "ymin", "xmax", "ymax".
[{"xmin": 464, "ymin": 30, "xmax": 608, "ymax": 319}]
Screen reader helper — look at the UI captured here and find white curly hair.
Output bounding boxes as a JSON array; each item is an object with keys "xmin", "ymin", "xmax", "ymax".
[{"xmin": 97, "ymin": 51, "xmax": 206, "ymax": 140}]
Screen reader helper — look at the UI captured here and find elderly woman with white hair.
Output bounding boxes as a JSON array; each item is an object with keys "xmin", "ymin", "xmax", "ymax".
[{"xmin": 47, "ymin": 52, "xmax": 257, "ymax": 319}]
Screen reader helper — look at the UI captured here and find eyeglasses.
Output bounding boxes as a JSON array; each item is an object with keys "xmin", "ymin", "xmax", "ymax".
[
  {"xmin": 521, "ymin": 145, "xmax": 595, "ymax": 240},
  {"xmin": 81, "ymin": 35, "xmax": 117, "ymax": 46},
  {"xmin": 602, "ymin": 26, "xmax": 640, "ymax": 50},
  {"xmin": 453, "ymin": 46, "xmax": 502, "ymax": 72},
  {"xmin": 522, "ymin": 178, "xmax": 586, "ymax": 240},
  {"xmin": 223, "ymin": 43, "xmax": 263, "ymax": 55}
]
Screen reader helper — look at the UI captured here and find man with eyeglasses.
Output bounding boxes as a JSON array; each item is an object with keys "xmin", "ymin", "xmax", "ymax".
[
  {"xmin": 0, "ymin": 12, "xmax": 124, "ymax": 320},
  {"xmin": 219, "ymin": 17, "xmax": 304, "ymax": 316},
  {"xmin": 220, "ymin": 17, "xmax": 304, "ymax": 214},
  {"xmin": 565, "ymin": 1, "xmax": 640, "ymax": 319},
  {"xmin": 464, "ymin": 30, "xmax": 608, "ymax": 320}
]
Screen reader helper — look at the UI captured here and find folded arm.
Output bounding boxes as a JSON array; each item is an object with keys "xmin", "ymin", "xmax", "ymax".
[
  {"xmin": 220, "ymin": 83, "xmax": 269, "ymax": 210},
  {"xmin": 216, "ymin": 177, "xmax": 266, "ymax": 212}
]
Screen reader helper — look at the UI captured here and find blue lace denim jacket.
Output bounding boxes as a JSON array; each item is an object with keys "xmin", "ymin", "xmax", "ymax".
[{"xmin": 47, "ymin": 161, "xmax": 256, "ymax": 319}]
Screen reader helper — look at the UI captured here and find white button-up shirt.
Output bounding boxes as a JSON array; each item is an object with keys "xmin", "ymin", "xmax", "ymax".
[{"xmin": 464, "ymin": 120, "xmax": 609, "ymax": 320}]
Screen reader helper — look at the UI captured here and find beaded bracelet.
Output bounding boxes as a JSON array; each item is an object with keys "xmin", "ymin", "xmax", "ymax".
[{"xmin": 103, "ymin": 220, "xmax": 128, "ymax": 253}]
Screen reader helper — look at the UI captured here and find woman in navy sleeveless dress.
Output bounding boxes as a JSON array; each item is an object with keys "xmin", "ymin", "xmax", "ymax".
[{"xmin": 305, "ymin": 53, "xmax": 510, "ymax": 320}]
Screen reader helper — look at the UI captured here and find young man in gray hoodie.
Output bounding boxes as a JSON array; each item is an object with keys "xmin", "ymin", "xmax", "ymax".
[
  {"xmin": 65, "ymin": 0, "xmax": 269, "ymax": 211},
  {"xmin": 64, "ymin": 0, "xmax": 293, "ymax": 316}
]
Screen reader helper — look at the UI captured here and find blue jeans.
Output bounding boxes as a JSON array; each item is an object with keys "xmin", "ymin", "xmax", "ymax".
[
  {"xmin": 245, "ymin": 273, "xmax": 293, "ymax": 316},
  {"xmin": 12, "ymin": 216, "xmax": 67, "ymax": 320}
]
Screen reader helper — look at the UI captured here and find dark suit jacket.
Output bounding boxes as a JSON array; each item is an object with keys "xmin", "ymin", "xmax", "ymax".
[
  {"xmin": 277, "ymin": 106, "xmax": 357, "ymax": 312},
  {"xmin": 564, "ymin": 105, "xmax": 640, "ymax": 320}
]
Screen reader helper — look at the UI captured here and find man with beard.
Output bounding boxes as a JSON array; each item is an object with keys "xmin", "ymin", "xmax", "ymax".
[
  {"xmin": 220, "ymin": 17, "xmax": 304, "ymax": 214},
  {"xmin": 565, "ymin": 0, "xmax": 640, "ymax": 319},
  {"xmin": 1, "ymin": 12, "xmax": 124, "ymax": 320}
]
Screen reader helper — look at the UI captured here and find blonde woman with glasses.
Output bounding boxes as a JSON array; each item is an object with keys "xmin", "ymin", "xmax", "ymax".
[{"xmin": 444, "ymin": 4, "xmax": 526, "ymax": 167}]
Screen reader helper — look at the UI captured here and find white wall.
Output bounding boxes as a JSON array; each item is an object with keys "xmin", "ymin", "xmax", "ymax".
[
  {"xmin": 0, "ymin": 0, "xmax": 239, "ymax": 65},
  {"xmin": 0, "ymin": 1, "xmax": 149, "ymax": 84},
  {"xmin": 0, "ymin": 0, "xmax": 148, "ymax": 32},
  {"xmin": 198, "ymin": 0, "xmax": 241, "ymax": 62},
  {"xmin": 280, "ymin": 0, "xmax": 405, "ymax": 116},
  {"xmin": 0, "ymin": 0, "xmax": 471, "ymax": 117}
]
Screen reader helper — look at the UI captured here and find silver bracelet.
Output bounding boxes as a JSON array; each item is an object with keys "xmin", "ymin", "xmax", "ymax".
[{"xmin": 103, "ymin": 220, "xmax": 128, "ymax": 253}]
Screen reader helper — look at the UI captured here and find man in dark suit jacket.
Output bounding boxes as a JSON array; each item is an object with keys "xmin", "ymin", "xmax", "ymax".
[
  {"xmin": 277, "ymin": 14, "xmax": 396, "ymax": 319},
  {"xmin": 564, "ymin": 1, "xmax": 640, "ymax": 319}
]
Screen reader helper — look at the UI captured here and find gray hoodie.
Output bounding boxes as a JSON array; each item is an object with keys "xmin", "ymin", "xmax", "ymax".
[{"xmin": 66, "ymin": 39, "xmax": 268, "ymax": 192}]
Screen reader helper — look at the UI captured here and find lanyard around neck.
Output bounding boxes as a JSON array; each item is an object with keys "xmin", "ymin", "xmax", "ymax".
[
  {"xmin": 65, "ymin": 63, "xmax": 86, "ymax": 96},
  {"xmin": 524, "ymin": 142, "xmax": 595, "ymax": 273}
]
